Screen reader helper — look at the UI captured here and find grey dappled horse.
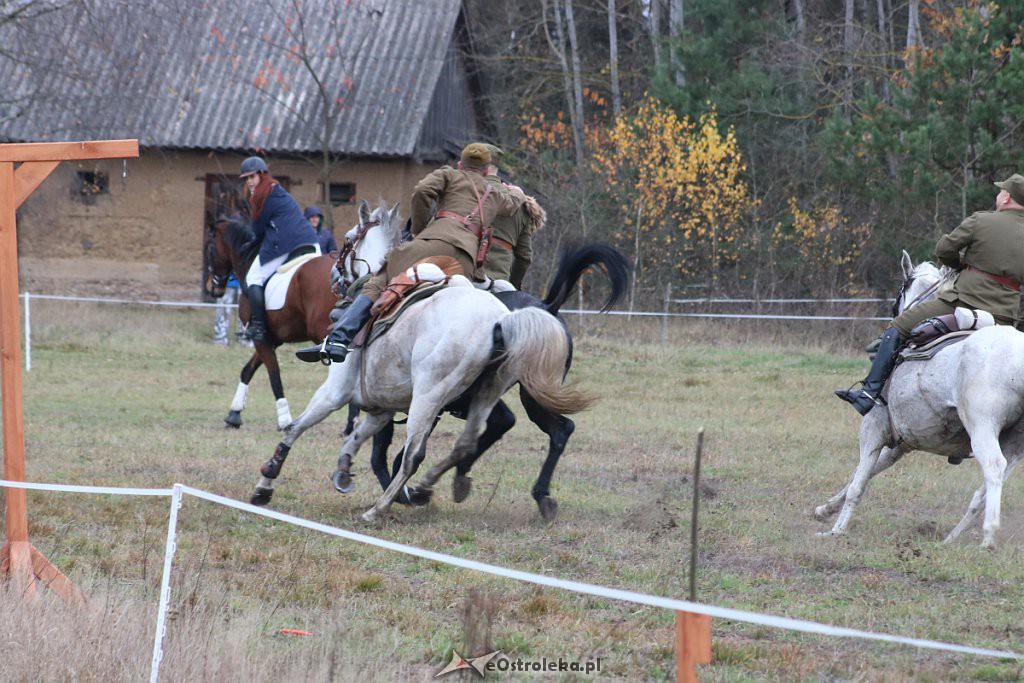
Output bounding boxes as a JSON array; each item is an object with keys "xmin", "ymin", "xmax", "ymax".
[{"xmin": 816, "ymin": 251, "xmax": 1024, "ymax": 548}]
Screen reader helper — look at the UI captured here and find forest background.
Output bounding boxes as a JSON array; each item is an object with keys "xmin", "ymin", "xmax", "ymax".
[
  {"xmin": 465, "ymin": 0, "xmax": 1024, "ymax": 305},
  {"xmin": 5, "ymin": 0, "xmax": 1024, "ymax": 306}
]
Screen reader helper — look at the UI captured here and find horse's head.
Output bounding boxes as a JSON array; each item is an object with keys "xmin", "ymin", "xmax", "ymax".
[
  {"xmin": 336, "ymin": 199, "xmax": 404, "ymax": 288},
  {"xmin": 892, "ymin": 249, "xmax": 950, "ymax": 317},
  {"xmin": 205, "ymin": 217, "xmax": 257, "ymax": 297}
]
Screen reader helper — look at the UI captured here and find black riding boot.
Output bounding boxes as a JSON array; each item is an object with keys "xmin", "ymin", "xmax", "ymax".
[
  {"xmin": 247, "ymin": 284, "xmax": 267, "ymax": 343},
  {"xmin": 834, "ymin": 327, "xmax": 905, "ymax": 416},
  {"xmin": 296, "ymin": 294, "xmax": 374, "ymax": 364}
]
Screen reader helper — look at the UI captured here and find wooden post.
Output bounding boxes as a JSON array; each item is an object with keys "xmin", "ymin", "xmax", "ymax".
[
  {"xmin": 676, "ymin": 428, "xmax": 711, "ymax": 681},
  {"xmin": 0, "ymin": 139, "xmax": 138, "ymax": 603},
  {"xmin": 675, "ymin": 611, "xmax": 712, "ymax": 683},
  {"xmin": 661, "ymin": 282, "xmax": 672, "ymax": 343}
]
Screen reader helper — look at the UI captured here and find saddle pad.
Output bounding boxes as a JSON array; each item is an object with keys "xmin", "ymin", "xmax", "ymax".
[
  {"xmin": 277, "ymin": 252, "xmax": 318, "ymax": 274},
  {"xmin": 264, "ymin": 259, "xmax": 316, "ymax": 311},
  {"xmin": 901, "ymin": 331, "xmax": 972, "ymax": 361},
  {"xmin": 362, "ymin": 282, "xmax": 449, "ymax": 348}
]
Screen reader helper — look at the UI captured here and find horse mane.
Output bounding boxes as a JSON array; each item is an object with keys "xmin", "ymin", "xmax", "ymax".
[{"xmin": 226, "ymin": 219, "xmax": 259, "ymax": 262}]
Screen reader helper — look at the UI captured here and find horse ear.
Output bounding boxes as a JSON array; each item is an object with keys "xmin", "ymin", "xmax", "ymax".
[
  {"xmin": 901, "ymin": 250, "xmax": 914, "ymax": 279},
  {"xmin": 389, "ymin": 201, "xmax": 400, "ymax": 221},
  {"xmin": 358, "ymin": 199, "xmax": 371, "ymax": 225}
]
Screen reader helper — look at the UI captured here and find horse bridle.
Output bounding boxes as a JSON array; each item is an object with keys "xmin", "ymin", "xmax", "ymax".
[
  {"xmin": 334, "ymin": 218, "xmax": 380, "ymax": 293},
  {"xmin": 892, "ymin": 270, "xmax": 948, "ymax": 317},
  {"xmin": 205, "ymin": 235, "xmax": 228, "ymax": 291}
]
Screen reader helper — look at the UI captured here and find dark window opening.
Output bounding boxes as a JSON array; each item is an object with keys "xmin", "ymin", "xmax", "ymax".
[
  {"xmin": 328, "ymin": 182, "xmax": 356, "ymax": 206},
  {"xmin": 73, "ymin": 171, "xmax": 108, "ymax": 203}
]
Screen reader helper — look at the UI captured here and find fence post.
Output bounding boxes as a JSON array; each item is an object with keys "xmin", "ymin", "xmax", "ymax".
[
  {"xmin": 676, "ymin": 428, "xmax": 711, "ymax": 681},
  {"xmin": 151, "ymin": 483, "xmax": 183, "ymax": 683},
  {"xmin": 23, "ymin": 291, "xmax": 30, "ymax": 372},
  {"xmin": 675, "ymin": 611, "xmax": 712, "ymax": 682},
  {"xmin": 661, "ymin": 283, "xmax": 672, "ymax": 343}
]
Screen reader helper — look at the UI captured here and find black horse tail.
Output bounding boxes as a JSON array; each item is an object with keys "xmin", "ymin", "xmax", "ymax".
[{"xmin": 542, "ymin": 244, "xmax": 629, "ymax": 316}]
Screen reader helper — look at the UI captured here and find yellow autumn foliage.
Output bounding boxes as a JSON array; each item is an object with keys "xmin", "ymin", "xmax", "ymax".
[{"xmin": 589, "ymin": 96, "xmax": 751, "ymax": 278}]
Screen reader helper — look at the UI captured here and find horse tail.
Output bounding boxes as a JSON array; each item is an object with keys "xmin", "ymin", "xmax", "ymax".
[
  {"xmin": 494, "ymin": 308, "xmax": 594, "ymax": 415},
  {"xmin": 542, "ymin": 244, "xmax": 630, "ymax": 315}
]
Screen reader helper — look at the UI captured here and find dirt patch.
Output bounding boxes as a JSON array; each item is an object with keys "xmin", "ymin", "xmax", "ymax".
[{"xmin": 622, "ymin": 476, "xmax": 722, "ymax": 540}]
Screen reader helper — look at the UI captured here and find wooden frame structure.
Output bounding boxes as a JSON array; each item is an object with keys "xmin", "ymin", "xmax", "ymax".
[{"xmin": 0, "ymin": 140, "xmax": 139, "ymax": 603}]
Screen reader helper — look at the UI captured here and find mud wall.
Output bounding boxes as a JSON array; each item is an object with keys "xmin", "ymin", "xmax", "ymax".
[{"xmin": 16, "ymin": 149, "xmax": 432, "ymax": 299}]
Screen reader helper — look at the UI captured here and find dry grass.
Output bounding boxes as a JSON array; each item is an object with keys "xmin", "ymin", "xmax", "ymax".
[{"xmin": 3, "ymin": 301, "xmax": 1024, "ymax": 681}]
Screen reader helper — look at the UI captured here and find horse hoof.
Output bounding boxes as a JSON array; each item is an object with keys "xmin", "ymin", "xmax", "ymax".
[
  {"xmin": 537, "ymin": 496, "xmax": 558, "ymax": 522},
  {"xmin": 224, "ymin": 411, "xmax": 242, "ymax": 429},
  {"xmin": 331, "ymin": 470, "xmax": 354, "ymax": 494},
  {"xmin": 361, "ymin": 509, "xmax": 379, "ymax": 523},
  {"xmin": 250, "ymin": 487, "xmax": 274, "ymax": 506},
  {"xmin": 816, "ymin": 530, "xmax": 841, "ymax": 538},
  {"xmin": 812, "ymin": 506, "xmax": 830, "ymax": 521},
  {"xmin": 406, "ymin": 485, "xmax": 433, "ymax": 507},
  {"xmin": 452, "ymin": 475, "xmax": 472, "ymax": 503}
]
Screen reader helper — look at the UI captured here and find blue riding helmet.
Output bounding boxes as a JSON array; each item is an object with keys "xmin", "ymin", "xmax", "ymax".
[
  {"xmin": 239, "ymin": 156, "xmax": 268, "ymax": 178},
  {"xmin": 303, "ymin": 205, "xmax": 324, "ymax": 220}
]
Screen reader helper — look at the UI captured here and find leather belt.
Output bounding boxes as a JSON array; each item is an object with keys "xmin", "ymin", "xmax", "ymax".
[
  {"xmin": 491, "ymin": 236, "xmax": 514, "ymax": 250},
  {"xmin": 436, "ymin": 209, "xmax": 482, "ymax": 238},
  {"xmin": 965, "ymin": 264, "xmax": 1022, "ymax": 292}
]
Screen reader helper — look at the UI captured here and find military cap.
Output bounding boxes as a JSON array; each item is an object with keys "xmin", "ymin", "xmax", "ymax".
[
  {"xmin": 995, "ymin": 174, "xmax": 1024, "ymax": 206},
  {"xmin": 461, "ymin": 143, "xmax": 492, "ymax": 167}
]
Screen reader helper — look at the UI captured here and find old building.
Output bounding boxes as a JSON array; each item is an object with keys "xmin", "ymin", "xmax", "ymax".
[{"xmin": 0, "ymin": 0, "xmax": 484, "ymax": 298}]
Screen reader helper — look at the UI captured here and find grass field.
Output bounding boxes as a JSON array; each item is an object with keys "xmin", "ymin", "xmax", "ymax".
[{"xmin": 2, "ymin": 301, "xmax": 1023, "ymax": 682}]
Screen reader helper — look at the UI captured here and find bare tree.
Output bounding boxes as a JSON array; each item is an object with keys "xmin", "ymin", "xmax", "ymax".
[
  {"xmin": 218, "ymin": 0, "xmax": 373, "ymax": 228},
  {"xmin": 906, "ymin": 0, "xmax": 920, "ymax": 52},
  {"xmin": 668, "ymin": 0, "xmax": 684, "ymax": 87},
  {"xmin": 608, "ymin": 0, "xmax": 621, "ymax": 115},
  {"xmin": 649, "ymin": 0, "xmax": 662, "ymax": 68}
]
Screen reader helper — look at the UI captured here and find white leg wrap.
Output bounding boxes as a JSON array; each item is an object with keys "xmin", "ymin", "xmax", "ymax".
[
  {"xmin": 230, "ymin": 382, "xmax": 248, "ymax": 412},
  {"xmin": 276, "ymin": 398, "xmax": 293, "ymax": 431},
  {"xmin": 448, "ymin": 274, "xmax": 473, "ymax": 288}
]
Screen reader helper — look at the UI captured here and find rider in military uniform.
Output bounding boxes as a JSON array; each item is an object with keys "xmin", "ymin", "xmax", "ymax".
[
  {"xmin": 836, "ymin": 173, "xmax": 1024, "ymax": 415},
  {"xmin": 480, "ymin": 147, "xmax": 544, "ymax": 289},
  {"xmin": 296, "ymin": 142, "xmax": 524, "ymax": 364}
]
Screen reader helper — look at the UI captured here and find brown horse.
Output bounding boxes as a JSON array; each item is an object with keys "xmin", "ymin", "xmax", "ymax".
[{"xmin": 204, "ymin": 216, "xmax": 337, "ymax": 430}]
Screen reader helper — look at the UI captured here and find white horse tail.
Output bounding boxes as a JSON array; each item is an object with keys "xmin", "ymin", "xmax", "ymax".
[{"xmin": 495, "ymin": 308, "xmax": 594, "ymax": 415}]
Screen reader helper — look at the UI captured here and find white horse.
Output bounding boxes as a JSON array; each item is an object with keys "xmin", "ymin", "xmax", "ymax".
[
  {"xmin": 251, "ymin": 205, "xmax": 591, "ymax": 523},
  {"xmin": 816, "ymin": 251, "xmax": 1024, "ymax": 548}
]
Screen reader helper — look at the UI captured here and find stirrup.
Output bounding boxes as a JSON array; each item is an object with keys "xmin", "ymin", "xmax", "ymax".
[{"xmin": 296, "ymin": 339, "xmax": 331, "ymax": 364}]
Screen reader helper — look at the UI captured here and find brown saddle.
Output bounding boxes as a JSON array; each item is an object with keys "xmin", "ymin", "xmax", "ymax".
[{"xmin": 351, "ymin": 256, "xmax": 464, "ymax": 349}]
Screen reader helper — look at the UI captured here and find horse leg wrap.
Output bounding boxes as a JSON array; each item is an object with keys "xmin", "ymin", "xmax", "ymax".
[
  {"xmin": 261, "ymin": 443, "xmax": 291, "ymax": 479},
  {"xmin": 230, "ymin": 382, "xmax": 248, "ymax": 412}
]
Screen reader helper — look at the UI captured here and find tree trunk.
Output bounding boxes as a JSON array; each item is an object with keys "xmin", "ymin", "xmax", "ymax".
[
  {"xmin": 793, "ymin": 0, "xmax": 805, "ymax": 43},
  {"xmin": 650, "ymin": 0, "xmax": 662, "ymax": 68},
  {"xmin": 564, "ymin": 0, "xmax": 586, "ymax": 177},
  {"xmin": 843, "ymin": 0, "xmax": 856, "ymax": 116},
  {"xmin": 906, "ymin": 0, "xmax": 920, "ymax": 51},
  {"xmin": 608, "ymin": 0, "xmax": 621, "ymax": 116},
  {"xmin": 669, "ymin": 0, "xmax": 684, "ymax": 88}
]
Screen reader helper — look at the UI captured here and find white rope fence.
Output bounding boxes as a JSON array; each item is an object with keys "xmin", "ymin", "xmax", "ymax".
[
  {"xmin": 1, "ymin": 478, "xmax": 1020, "ymax": 682},
  {"xmin": 19, "ymin": 292, "xmax": 890, "ymax": 372}
]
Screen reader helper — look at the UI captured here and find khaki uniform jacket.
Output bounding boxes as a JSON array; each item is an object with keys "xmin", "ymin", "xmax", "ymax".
[
  {"xmin": 483, "ymin": 192, "xmax": 533, "ymax": 288},
  {"xmin": 933, "ymin": 208, "xmax": 1024, "ymax": 322},
  {"xmin": 410, "ymin": 166, "xmax": 523, "ymax": 276}
]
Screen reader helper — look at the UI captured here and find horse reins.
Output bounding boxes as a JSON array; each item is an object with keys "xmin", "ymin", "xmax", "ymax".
[{"xmin": 335, "ymin": 218, "xmax": 380, "ymax": 293}]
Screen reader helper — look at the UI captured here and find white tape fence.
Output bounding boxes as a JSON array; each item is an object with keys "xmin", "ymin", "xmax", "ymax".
[
  {"xmin": 19, "ymin": 291, "xmax": 892, "ymax": 372},
  {"xmin": 1, "ymin": 478, "xmax": 1020, "ymax": 683}
]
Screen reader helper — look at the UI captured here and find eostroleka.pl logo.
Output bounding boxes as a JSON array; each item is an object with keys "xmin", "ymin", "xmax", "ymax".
[
  {"xmin": 435, "ymin": 650, "xmax": 503, "ymax": 677},
  {"xmin": 435, "ymin": 650, "xmax": 603, "ymax": 678}
]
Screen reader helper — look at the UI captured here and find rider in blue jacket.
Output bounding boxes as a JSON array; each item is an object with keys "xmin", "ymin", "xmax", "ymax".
[{"xmin": 240, "ymin": 156, "xmax": 319, "ymax": 342}]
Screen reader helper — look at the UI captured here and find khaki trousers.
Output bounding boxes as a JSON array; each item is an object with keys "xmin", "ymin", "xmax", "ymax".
[{"xmin": 362, "ymin": 238, "xmax": 474, "ymax": 302}]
